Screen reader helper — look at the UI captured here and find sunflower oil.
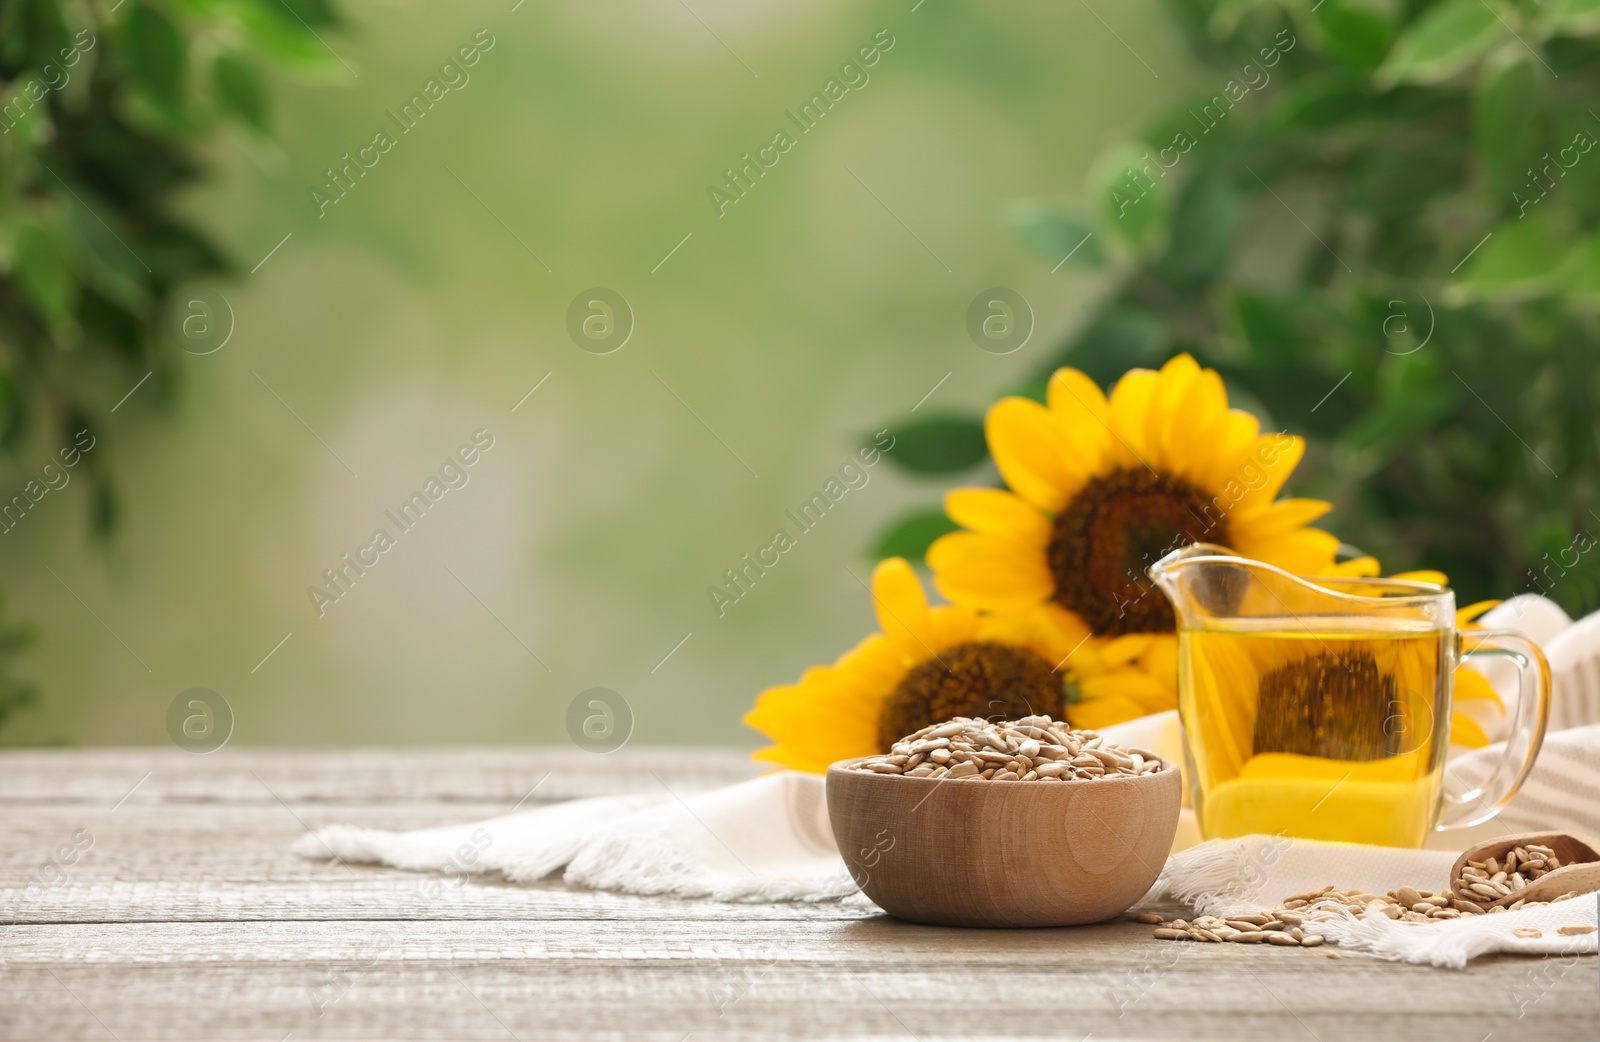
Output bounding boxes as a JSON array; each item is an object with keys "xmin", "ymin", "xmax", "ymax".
[{"xmin": 1177, "ymin": 617, "xmax": 1452, "ymax": 847}]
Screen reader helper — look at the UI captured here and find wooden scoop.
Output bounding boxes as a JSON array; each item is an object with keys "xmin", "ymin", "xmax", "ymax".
[{"xmin": 1448, "ymin": 830, "xmax": 1600, "ymax": 909}]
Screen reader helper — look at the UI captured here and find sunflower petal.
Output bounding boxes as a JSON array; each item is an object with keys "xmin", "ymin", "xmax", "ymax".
[
  {"xmin": 871, "ymin": 557, "xmax": 938, "ymax": 664},
  {"xmin": 1238, "ymin": 528, "xmax": 1342, "ymax": 575},
  {"xmin": 1230, "ymin": 498, "xmax": 1334, "ymax": 542},
  {"xmin": 1194, "ymin": 409, "xmax": 1265, "ymax": 495},
  {"xmin": 1231, "ymin": 434, "xmax": 1307, "ymax": 511},
  {"xmin": 943, "ymin": 487, "xmax": 1051, "ymax": 545},
  {"xmin": 1179, "ymin": 371, "xmax": 1233, "ymax": 483},
  {"xmin": 1098, "ymin": 634, "xmax": 1154, "ymax": 667},
  {"xmin": 927, "ymin": 531, "xmax": 1055, "ymax": 612},
  {"xmin": 1454, "ymin": 665, "xmax": 1504, "ymax": 708},
  {"xmin": 1391, "ymin": 570, "xmax": 1448, "ymax": 588},
  {"xmin": 746, "ymin": 676, "xmax": 885, "ymax": 760},
  {"xmin": 1045, "ymin": 367, "xmax": 1115, "ymax": 475},
  {"xmin": 1139, "ymin": 634, "xmax": 1179, "ymax": 693},
  {"xmin": 1450, "ymin": 711, "xmax": 1492, "ymax": 748},
  {"xmin": 1145, "ymin": 355, "xmax": 1203, "ymax": 465},
  {"xmin": 977, "ymin": 604, "xmax": 1092, "ymax": 666},
  {"xmin": 1328, "ymin": 556, "xmax": 1382, "ymax": 578},
  {"xmin": 1107, "ymin": 368, "xmax": 1159, "ymax": 468},
  {"xmin": 985, "ymin": 397, "xmax": 1084, "ymax": 512},
  {"xmin": 927, "ymin": 604, "xmax": 982, "ymax": 651},
  {"xmin": 1068, "ymin": 694, "xmax": 1150, "ymax": 730}
]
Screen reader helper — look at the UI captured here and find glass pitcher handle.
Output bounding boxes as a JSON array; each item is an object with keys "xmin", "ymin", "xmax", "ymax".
[{"xmin": 1436, "ymin": 630, "xmax": 1552, "ymax": 831}]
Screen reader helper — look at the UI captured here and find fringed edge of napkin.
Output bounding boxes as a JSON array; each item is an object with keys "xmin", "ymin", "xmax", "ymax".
[
  {"xmin": 1310, "ymin": 902, "xmax": 1600, "ymax": 969},
  {"xmin": 562, "ymin": 831, "xmax": 860, "ymax": 903}
]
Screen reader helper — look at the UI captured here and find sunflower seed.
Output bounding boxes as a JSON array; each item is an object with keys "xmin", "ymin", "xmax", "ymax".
[{"xmin": 1558, "ymin": 925, "xmax": 1596, "ymax": 935}]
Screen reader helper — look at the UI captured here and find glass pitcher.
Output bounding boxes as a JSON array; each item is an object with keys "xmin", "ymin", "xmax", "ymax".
[{"xmin": 1148, "ymin": 543, "xmax": 1551, "ymax": 847}]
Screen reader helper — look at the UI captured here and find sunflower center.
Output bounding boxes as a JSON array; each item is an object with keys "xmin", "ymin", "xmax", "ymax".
[
  {"xmin": 1254, "ymin": 651, "xmax": 1399, "ymax": 761},
  {"xmin": 878, "ymin": 641, "xmax": 1063, "ymax": 751},
  {"xmin": 1048, "ymin": 469, "xmax": 1223, "ymax": 636}
]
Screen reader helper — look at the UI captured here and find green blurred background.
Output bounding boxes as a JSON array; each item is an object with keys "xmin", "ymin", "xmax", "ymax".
[
  {"xmin": 5, "ymin": 0, "xmax": 1599, "ymax": 748},
  {"xmin": 0, "ymin": 0, "xmax": 1199, "ymax": 745}
]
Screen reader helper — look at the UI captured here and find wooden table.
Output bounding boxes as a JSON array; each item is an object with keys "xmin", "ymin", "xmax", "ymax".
[{"xmin": 2, "ymin": 748, "xmax": 1596, "ymax": 1040}]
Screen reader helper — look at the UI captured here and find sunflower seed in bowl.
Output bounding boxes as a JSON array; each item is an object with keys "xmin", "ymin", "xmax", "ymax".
[{"xmin": 845, "ymin": 715, "xmax": 1164, "ymax": 781}]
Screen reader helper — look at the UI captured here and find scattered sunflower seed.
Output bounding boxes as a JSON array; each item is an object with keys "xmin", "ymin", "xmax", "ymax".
[{"xmin": 1142, "ymin": 873, "xmax": 1589, "ymax": 951}]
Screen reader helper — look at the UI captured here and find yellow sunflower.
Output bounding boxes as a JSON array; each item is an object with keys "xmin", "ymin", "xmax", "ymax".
[
  {"xmin": 745, "ymin": 557, "xmax": 1094, "ymax": 772},
  {"xmin": 928, "ymin": 353, "xmax": 1342, "ymax": 727},
  {"xmin": 1325, "ymin": 557, "xmax": 1504, "ymax": 748}
]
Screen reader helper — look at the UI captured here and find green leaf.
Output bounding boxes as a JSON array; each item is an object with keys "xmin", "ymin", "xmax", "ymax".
[
  {"xmin": 1377, "ymin": 0, "xmax": 1505, "ymax": 84},
  {"xmin": 1090, "ymin": 143, "xmax": 1171, "ymax": 251},
  {"xmin": 1156, "ymin": 169, "xmax": 1238, "ymax": 288},
  {"xmin": 234, "ymin": 3, "xmax": 341, "ymax": 73},
  {"xmin": 1272, "ymin": 76, "xmax": 1384, "ymax": 129},
  {"xmin": 1555, "ymin": 234, "xmax": 1600, "ymax": 295},
  {"xmin": 1345, "ymin": 138, "xmax": 1468, "ymax": 219},
  {"xmin": 62, "ymin": 203, "xmax": 147, "ymax": 313},
  {"xmin": 1473, "ymin": 59, "xmax": 1541, "ymax": 205},
  {"xmin": 13, "ymin": 219, "xmax": 77, "ymax": 332},
  {"xmin": 213, "ymin": 52, "xmax": 268, "ymax": 130},
  {"xmin": 264, "ymin": 0, "xmax": 339, "ymax": 28},
  {"xmin": 871, "ymin": 509, "xmax": 961, "ymax": 564},
  {"xmin": 1006, "ymin": 201, "xmax": 1103, "ymax": 269},
  {"xmin": 1062, "ymin": 306, "xmax": 1169, "ymax": 387},
  {"xmin": 127, "ymin": 3, "xmax": 188, "ymax": 114},
  {"xmin": 0, "ymin": 369, "xmax": 17, "ymax": 447},
  {"xmin": 1205, "ymin": 0, "xmax": 1279, "ymax": 36},
  {"xmin": 1452, "ymin": 214, "xmax": 1569, "ymax": 298},
  {"xmin": 1549, "ymin": 0, "xmax": 1600, "ymax": 35},
  {"xmin": 881, "ymin": 415, "xmax": 989, "ymax": 475},
  {"xmin": 1316, "ymin": 2, "xmax": 1396, "ymax": 70},
  {"xmin": 1229, "ymin": 291, "xmax": 1305, "ymax": 357}
]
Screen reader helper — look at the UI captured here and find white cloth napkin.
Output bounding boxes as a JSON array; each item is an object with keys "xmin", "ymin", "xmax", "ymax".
[
  {"xmin": 296, "ymin": 771, "xmax": 858, "ymax": 903},
  {"xmin": 1153, "ymin": 835, "xmax": 1599, "ymax": 968},
  {"xmin": 294, "ymin": 597, "xmax": 1600, "ymax": 966}
]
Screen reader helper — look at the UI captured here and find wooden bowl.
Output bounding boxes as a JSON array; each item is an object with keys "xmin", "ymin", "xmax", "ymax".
[{"xmin": 826, "ymin": 757, "xmax": 1181, "ymax": 928}]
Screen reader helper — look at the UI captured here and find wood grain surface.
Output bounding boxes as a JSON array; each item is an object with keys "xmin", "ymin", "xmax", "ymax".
[{"xmin": 1, "ymin": 747, "xmax": 1596, "ymax": 1041}]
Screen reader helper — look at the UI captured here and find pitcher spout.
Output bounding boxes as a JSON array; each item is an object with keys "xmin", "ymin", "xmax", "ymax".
[{"xmin": 1146, "ymin": 543, "xmax": 1244, "ymax": 629}]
